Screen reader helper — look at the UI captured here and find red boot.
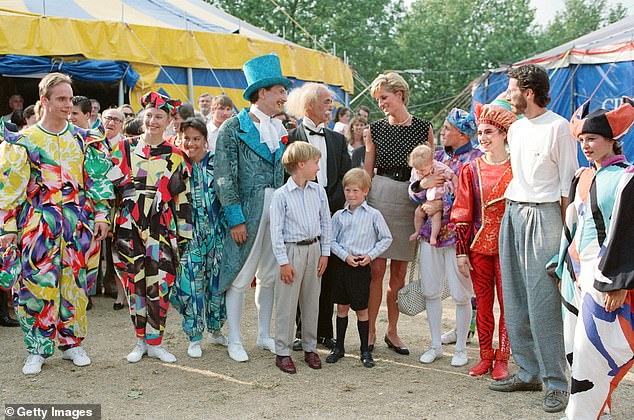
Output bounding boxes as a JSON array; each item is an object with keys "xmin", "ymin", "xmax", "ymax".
[
  {"xmin": 491, "ymin": 349, "xmax": 510, "ymax": 380},
  {"xmin": 468, "ymin": 348, "xmax": 494, "ymax": 376}
]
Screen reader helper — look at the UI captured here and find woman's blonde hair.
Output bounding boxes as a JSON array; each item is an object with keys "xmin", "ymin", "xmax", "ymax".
[
  {"xmin": 370, "ymin": 72, "xmax": 410, "ymax": 106},
  {"xmin": 282, "ymin": 141, "xmax": 322, "ymax": 173}
]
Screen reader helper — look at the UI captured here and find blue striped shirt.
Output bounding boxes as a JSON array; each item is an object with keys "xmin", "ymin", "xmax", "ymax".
[
  {"xmin": 270, "ymin": 177, "xmax": 331, "ymax": 265},
  {"xmin": 331, "ymin": 201, "xmax": 392, "ymax": 261}
]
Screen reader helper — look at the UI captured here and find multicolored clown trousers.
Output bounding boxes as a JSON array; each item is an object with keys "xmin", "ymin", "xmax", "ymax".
[
  {"xmin": 0, "ymin": 122, "xmax": 113, "ymax": 356},
  {"xmin": 170, "ymin": 153, "xmax": 226, "ymax": 341},
  {"xmin": 554, "ymin": 160, "xmax": 633, "ymax": 419},
  {"xmin": 108, "ymin": 136, "xmax": 192, "ymax": 346}
]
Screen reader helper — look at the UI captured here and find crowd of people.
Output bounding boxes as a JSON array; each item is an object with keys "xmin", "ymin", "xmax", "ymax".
[{"xmin": 0, "ymin": 55, "xmax": 632, "ymax": 420}]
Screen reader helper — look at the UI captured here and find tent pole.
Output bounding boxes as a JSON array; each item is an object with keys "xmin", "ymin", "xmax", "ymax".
[
  {"xmin": 187, "ymin": 68, "xmax": 195, "ymax": 104},
  {"xmin": 118, "ymin": 80, "xmax": 124, "ymax": 106},
  {"xmin": 570, "ymin": 65, "xmax": 575, "ymax": 116}
]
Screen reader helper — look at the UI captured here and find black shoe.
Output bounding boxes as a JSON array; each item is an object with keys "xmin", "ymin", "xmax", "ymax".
[
  {"xmin": 113, "ymin": 302, "xmax": 125, "ymax": 311},
  {"xmin": 292, "ymin": 338, "xmax": 303, "ymax": 351},
  {"xmin": 318, "ymin": 337, "xmax": 337, "ymax": 350},
  {"xmin": 0, "ymin": 315, "xmax": 19, "ymax": 327},
  {"xmin": 326, "ymin": 348, "xmax": 345, "ymax": 364},
  {"xmin": 86, "ymin": 298, "xmax": 94, "ymax": 311},
  {"xmin": 360, "ymin": 351, "xmax": 375, "ymax": 368},
  {"xmin": 384, "ymin": 335, "xmax": 409, "ymax": 355}
]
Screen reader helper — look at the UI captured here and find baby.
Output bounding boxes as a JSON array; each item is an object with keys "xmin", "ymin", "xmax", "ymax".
[{"xmin": 408, "ymin": 144, "xmax": 457, "ymax": 246}]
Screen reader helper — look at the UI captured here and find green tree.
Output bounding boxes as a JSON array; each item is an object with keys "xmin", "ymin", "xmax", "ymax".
[
  {"xmin": 394, "ymin": 0, "xmax": 537, "ymax": 125},
  {"xmin": 539, "ymin": 0, "xmax": 628, "ymax": 51},
  {"xmin": 208, "ymin": 0, "xmax": 403, "ymax": 116}
]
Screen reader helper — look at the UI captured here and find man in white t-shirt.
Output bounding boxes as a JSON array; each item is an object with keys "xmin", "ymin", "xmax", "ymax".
[
  {"xmin": 489, "ymin": 65, "xmax": 578, "ymax": 414},
  {"xmin": 206, "ymin": 94, "xmax": 234, "ymax": 153}
]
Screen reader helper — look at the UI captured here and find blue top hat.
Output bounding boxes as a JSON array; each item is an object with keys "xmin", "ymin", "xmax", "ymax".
[{"xmin": 242, "ymin": 54, "xmax": 292, "ymax": 101}]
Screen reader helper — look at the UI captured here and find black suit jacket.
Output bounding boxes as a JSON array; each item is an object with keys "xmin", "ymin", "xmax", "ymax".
[{"xmin": 288, "ymin": 125, "xmax": 351, "ymax": 212}]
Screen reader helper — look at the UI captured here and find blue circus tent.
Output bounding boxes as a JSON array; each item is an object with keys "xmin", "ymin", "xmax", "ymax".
[{"xmin": 472, "ymin": 16, "xmax": 634, "ymax": 163}]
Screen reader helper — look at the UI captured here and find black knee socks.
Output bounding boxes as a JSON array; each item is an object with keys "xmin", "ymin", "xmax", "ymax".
[
  {"xmin": 357, "ymin": 319, "xmax": 369, "ymax": 353},
  {"xmin": 336, "ymin": 316, "xmax": 348, "ymax": 350}
]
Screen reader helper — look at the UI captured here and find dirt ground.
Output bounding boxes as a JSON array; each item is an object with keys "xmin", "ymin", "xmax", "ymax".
[{"xmin": 1, "ymin": 282, "xmax": 632, "ymax": 420}]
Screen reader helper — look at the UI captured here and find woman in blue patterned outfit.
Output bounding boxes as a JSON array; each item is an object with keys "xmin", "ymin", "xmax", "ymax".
[{"xmin": 171, "ymin": 117, "xmax": 227, "ymax": 358}]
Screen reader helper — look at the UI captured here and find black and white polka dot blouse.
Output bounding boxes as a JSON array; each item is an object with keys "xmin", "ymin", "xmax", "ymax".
[{"xmin": 370, "ymin": 116, "xmax": 432, "ymax": 170}]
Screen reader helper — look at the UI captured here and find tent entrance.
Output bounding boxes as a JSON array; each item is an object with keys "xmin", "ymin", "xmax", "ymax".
[{"xmin": 1, "ymin": 75, "xmax": 129, "ymax": 116}]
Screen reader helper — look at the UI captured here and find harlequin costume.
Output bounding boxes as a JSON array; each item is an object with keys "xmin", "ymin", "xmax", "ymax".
[
  {"xmin": 107, "ymin": 92, "xmax": 192, "ymax": 350},
  {"xmin": 0, "ymin": 119, "xmax": 113, "ymax": 357},
  {"xmin": 552, "ymin": 99, "xmax": 634, "ymax": 420},
  {"xmin": 451, "ymin": 103, "xmax": 518, "ymax": 379},
  {"xmin": 170, "ymin": 151, "xmax": 227, "ymax": 343}
]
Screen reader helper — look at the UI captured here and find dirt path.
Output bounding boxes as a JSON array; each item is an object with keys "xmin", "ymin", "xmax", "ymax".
[{"xmin": 1, "ymin": 290, "xmax": 632, "ymax": 419}]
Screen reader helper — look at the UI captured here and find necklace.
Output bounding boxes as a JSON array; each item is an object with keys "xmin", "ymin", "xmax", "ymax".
[
  {"xmin": 390, "ymin": 113, "xmax": 412, "ymax": 126},
  {"xmin": 483, "ymin": 154, "xmax": 510, "ymax": 165}
]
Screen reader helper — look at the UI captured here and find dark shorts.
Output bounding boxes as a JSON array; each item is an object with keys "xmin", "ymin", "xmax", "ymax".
[{"xmin": 331, "ymin": 255, "xmax": 371, "ymax": 311}]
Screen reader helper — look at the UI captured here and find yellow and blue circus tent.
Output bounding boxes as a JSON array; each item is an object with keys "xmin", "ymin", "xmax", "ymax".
[{"xmin": 0, "ymin": 0, "xmax": 353, "ymax": 109}]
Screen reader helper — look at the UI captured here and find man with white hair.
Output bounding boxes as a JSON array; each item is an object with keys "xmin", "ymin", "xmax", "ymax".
[{"xmin": 286, "ymin": 82, "xmax": 351, "ymax": 349}]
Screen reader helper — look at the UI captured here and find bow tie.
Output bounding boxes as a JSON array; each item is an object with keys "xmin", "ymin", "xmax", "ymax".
[{"xmin": 305, "ymin": 126, "xmax": 325, "ymax": 137}]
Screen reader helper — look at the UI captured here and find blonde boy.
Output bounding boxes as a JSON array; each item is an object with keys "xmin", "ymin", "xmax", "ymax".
[{"xmin": 270, "ymin": 142, "xmax": 331, "ymax": 374}]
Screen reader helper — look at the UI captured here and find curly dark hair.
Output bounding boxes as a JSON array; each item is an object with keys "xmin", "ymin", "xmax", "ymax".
[{"xmin": 507, "ymin": 64, "xmax": 551, "ymax": 108}]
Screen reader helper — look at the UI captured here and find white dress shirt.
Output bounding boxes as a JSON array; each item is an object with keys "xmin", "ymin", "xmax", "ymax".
[
  {"xmin": 303, "ymin": 117, "xmax": 328, "ymax": 187},
  {"xmin": 206, "ymin": 120, "xmax": 220, "ymax": 153},
  {"xmin": 505, "ymin": 110, "xmax": 579, "ymax": 203},
  {"xmin": 269, "ymin": 177, "xmax": 332, "ymax": 265}
]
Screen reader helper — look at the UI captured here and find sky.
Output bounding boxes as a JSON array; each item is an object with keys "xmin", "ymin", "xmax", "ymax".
[{"xmin": 531, "ymin": 0, "xmax": 634, "ymax": 24}]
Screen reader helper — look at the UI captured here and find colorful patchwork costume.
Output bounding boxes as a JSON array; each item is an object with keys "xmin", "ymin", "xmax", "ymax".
[
  {"xmin": 170, "ymin": 151, "xmax": 227, "ymax": 341},
  {"xmin": 108, "ymin": 136, "xmax": 192, "ymax": 346},
  {"xmin": 0, "ymin": 121, "xmax": 113, "ymax": 356},
  {"xmin": 554, "ymin": 100, "xmax": 634, "ymax": 420}
]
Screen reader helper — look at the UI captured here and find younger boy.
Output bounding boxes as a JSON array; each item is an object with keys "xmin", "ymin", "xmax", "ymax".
[
  {"xmin": 270, "ymin": 142, "xmax": 332, "ymax": 374},
  {"xmin": 326, "ymin": 168, "xmax": 392, "ymax": 368}
]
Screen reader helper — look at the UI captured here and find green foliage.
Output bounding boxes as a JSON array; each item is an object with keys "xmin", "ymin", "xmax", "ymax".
[
  {"xmin": 395, "ymin": 0, "xmax": 538, "ymax": 124},
  {"xmin": 204, "ymin": 0, "xmax": 630, "ymax": 124},
  {"xmin": 538, "ymin": 0, "xmax": 628, "ymax": 51}
]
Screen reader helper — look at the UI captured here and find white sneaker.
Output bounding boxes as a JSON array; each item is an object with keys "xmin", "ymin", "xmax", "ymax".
[
  {"xmin": 187, "ymin": 341, "xmax": 202, "ymax": 358},
  {"xmin": 451, "ymin": 349, "xmax": 469, "ymax": 367},
  {"xmin": 208, "ymin": 331, "xmax": 228, "ymax": 347},
  {"xmin": 127, "ymin": 340, "xmax": 147, "ymax": 363},
  {"xmin": 62, "ymin": 347, "xmax": 91, "ymax": 367},
  {"xmin": 147, "ymin": 345, "xmax": 177, "ymax": 363},
  {"xmin": 419, "ymin": 346, "xmax": 444, "ymax": 364},
  {"xmin": 228, "ymin": 343, "xmax": 249, "ymax": 362},
  {"xmin": 22, "ymin": 354, "xmax": 45, "ymax": 375},
  {"xmin": 441, "ymin": 330, "xmax": 457, "ymax": 345},
  {"xmin": 256, "ymin": 336, "xmax": 276, "ymax": 353}
]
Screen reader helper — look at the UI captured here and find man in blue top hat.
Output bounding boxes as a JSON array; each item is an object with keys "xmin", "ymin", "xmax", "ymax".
[{"xmin": 214, "ymin": 54, "xmax": 291, "ymax": 362}]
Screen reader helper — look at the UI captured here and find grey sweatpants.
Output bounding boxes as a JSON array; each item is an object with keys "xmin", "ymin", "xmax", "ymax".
[{"xmin": 499, "ymin": 200, "xmax": 568, "ymax": 392}]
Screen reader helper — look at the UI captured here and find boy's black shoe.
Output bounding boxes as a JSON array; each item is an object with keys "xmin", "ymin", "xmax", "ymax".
[
  {"xmin": 360, "ymin": 351, "xmax": 375, "ymax": 368},
  {"xmin": 318, "ymin": 336, "xmax": 337, "ymax": 350},
  {"xmin": 292, "ymin": 338, "xmax": 303, "ymax": 351},
  {"xmin": 326, "ymin": 348, "xmax": 345, "ymax": 363}
]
